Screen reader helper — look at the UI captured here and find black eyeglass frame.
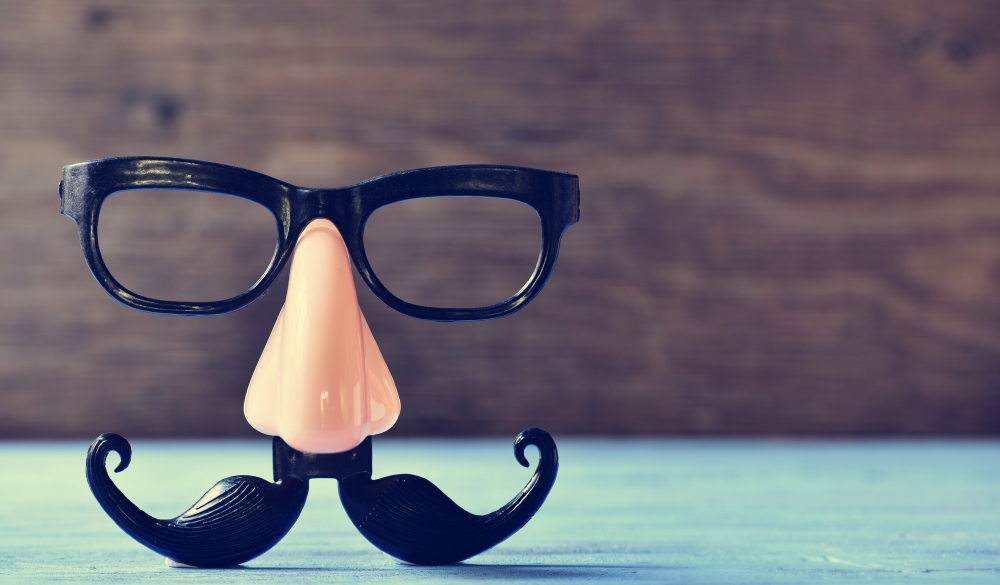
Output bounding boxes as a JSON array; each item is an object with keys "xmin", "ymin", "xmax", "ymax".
[{"xmin": 60, "ymin": 156, "xmax": 579, "ymax": 321}]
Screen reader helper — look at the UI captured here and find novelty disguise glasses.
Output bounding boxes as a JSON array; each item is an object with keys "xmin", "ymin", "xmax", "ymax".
[
  {"xmin": 62, "ymin": 157, "xmax": 579, "ymax": 567},
  {"xmin": 60, "ymin": 157, "xmax": 579, "ymax": 320}
]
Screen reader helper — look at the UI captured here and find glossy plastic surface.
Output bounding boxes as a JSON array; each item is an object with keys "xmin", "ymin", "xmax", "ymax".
[
  {"xmin": 60, "ymin": 157, "xmax": 580, "ymax": 320},
  {"xmin": 86, "ymin": 429, "xmax": 557, "ymax": 567},
  {"xmin": 244, "ymin": 219, "xmax": 400, "ymax": 453},
  {"xmin": 85, "ymin": 433, "xmax": 308, "ymax": 568},
  {"xmin": 70, "ymin": 157, "xmax": 574, "ymax": 567},
  {"xmin": 339, "ymin": 428, "xmax": 559, "ymax": 565}
]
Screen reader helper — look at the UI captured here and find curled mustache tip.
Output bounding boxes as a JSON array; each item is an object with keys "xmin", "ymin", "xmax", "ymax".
[
  {"xmin": 88, "ymin": 433, "xmax": 131, "ymax": 473},
  {"xmin": 513, "ymin": 427, "xmax": 557, "ymax": 469}
]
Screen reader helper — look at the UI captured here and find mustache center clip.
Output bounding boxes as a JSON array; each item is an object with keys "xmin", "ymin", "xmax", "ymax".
[{"xmin": 86, "ymin": 428, "xmax": 558, "ymax": 567}]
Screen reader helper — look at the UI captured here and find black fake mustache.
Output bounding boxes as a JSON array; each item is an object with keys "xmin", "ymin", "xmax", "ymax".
[{"xmin": 86, "ymin": 428, "xmax": 558, "ymax": 567}]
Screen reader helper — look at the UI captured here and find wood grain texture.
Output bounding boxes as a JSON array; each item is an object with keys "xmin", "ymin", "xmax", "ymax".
[
  {"xmin": 0, "ymin": 439, "xmax": 998, "ymax": 582},
  {"xmin": 1, "ymin": 1, "xmax": 999, "ymax": 437}
]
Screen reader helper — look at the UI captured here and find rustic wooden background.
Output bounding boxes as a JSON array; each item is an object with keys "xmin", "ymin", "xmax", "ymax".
[{"xmin": 2, "ymin": 0, "xmax": 1000, "ymax": 438}]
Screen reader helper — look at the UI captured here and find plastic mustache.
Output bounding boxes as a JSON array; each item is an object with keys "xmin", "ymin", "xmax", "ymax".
[{"xmin": 86, "ymin": 429, "xmax": 558, "ymax": 567}]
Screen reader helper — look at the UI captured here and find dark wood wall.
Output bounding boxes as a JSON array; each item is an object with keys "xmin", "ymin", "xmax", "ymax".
[{"xmin": 2, "ymin": 1, "xmax": 1000, "ymax": 438}]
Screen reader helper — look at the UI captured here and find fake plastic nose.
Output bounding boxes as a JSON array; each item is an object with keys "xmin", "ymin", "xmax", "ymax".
[{"xmin": 244, "ymin": 219, "xmax": 400, "ymax": 453}]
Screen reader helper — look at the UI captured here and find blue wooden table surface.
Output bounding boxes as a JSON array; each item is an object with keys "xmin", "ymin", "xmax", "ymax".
[{"xmin": 0, "ymin": 438, "xmax": 998, "ymax": 583}]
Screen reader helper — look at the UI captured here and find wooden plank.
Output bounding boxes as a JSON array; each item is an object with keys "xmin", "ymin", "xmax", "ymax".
[
  {"xmin": 0, "ymin": 439, "xmax": 997, "ymax": 582},
  {"xmin": 1, "ymin": 1, "xmax": 999, "ymax": 436}
]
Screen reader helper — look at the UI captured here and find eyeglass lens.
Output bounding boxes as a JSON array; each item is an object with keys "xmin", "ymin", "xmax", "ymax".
[
  {"xmin": 97, "ymin": 189, "xmax": 279, "ymax": 303},
  {"xmin": 363, "ymin": 196, "xmax": 542, "ymax": 309},
  {"xmin": 98, "ymin": 189, "xmax": 543, "ymax": 309}
]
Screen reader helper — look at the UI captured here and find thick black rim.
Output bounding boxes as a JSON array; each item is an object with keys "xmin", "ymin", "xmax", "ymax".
[{"xmin": 61, "ymin": 157, "xmax": 579, "ymax": 321}]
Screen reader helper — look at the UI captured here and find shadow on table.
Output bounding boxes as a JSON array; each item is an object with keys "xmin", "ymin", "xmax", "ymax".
[{"xmin": 243, "ymin": 563, "xmax": 665, "ymax": 580}]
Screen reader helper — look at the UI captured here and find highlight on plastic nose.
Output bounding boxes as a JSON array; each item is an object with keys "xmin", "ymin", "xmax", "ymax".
[{"xmin": 244, "ymin": 218, "xmax": 400, "ymax": 453}]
